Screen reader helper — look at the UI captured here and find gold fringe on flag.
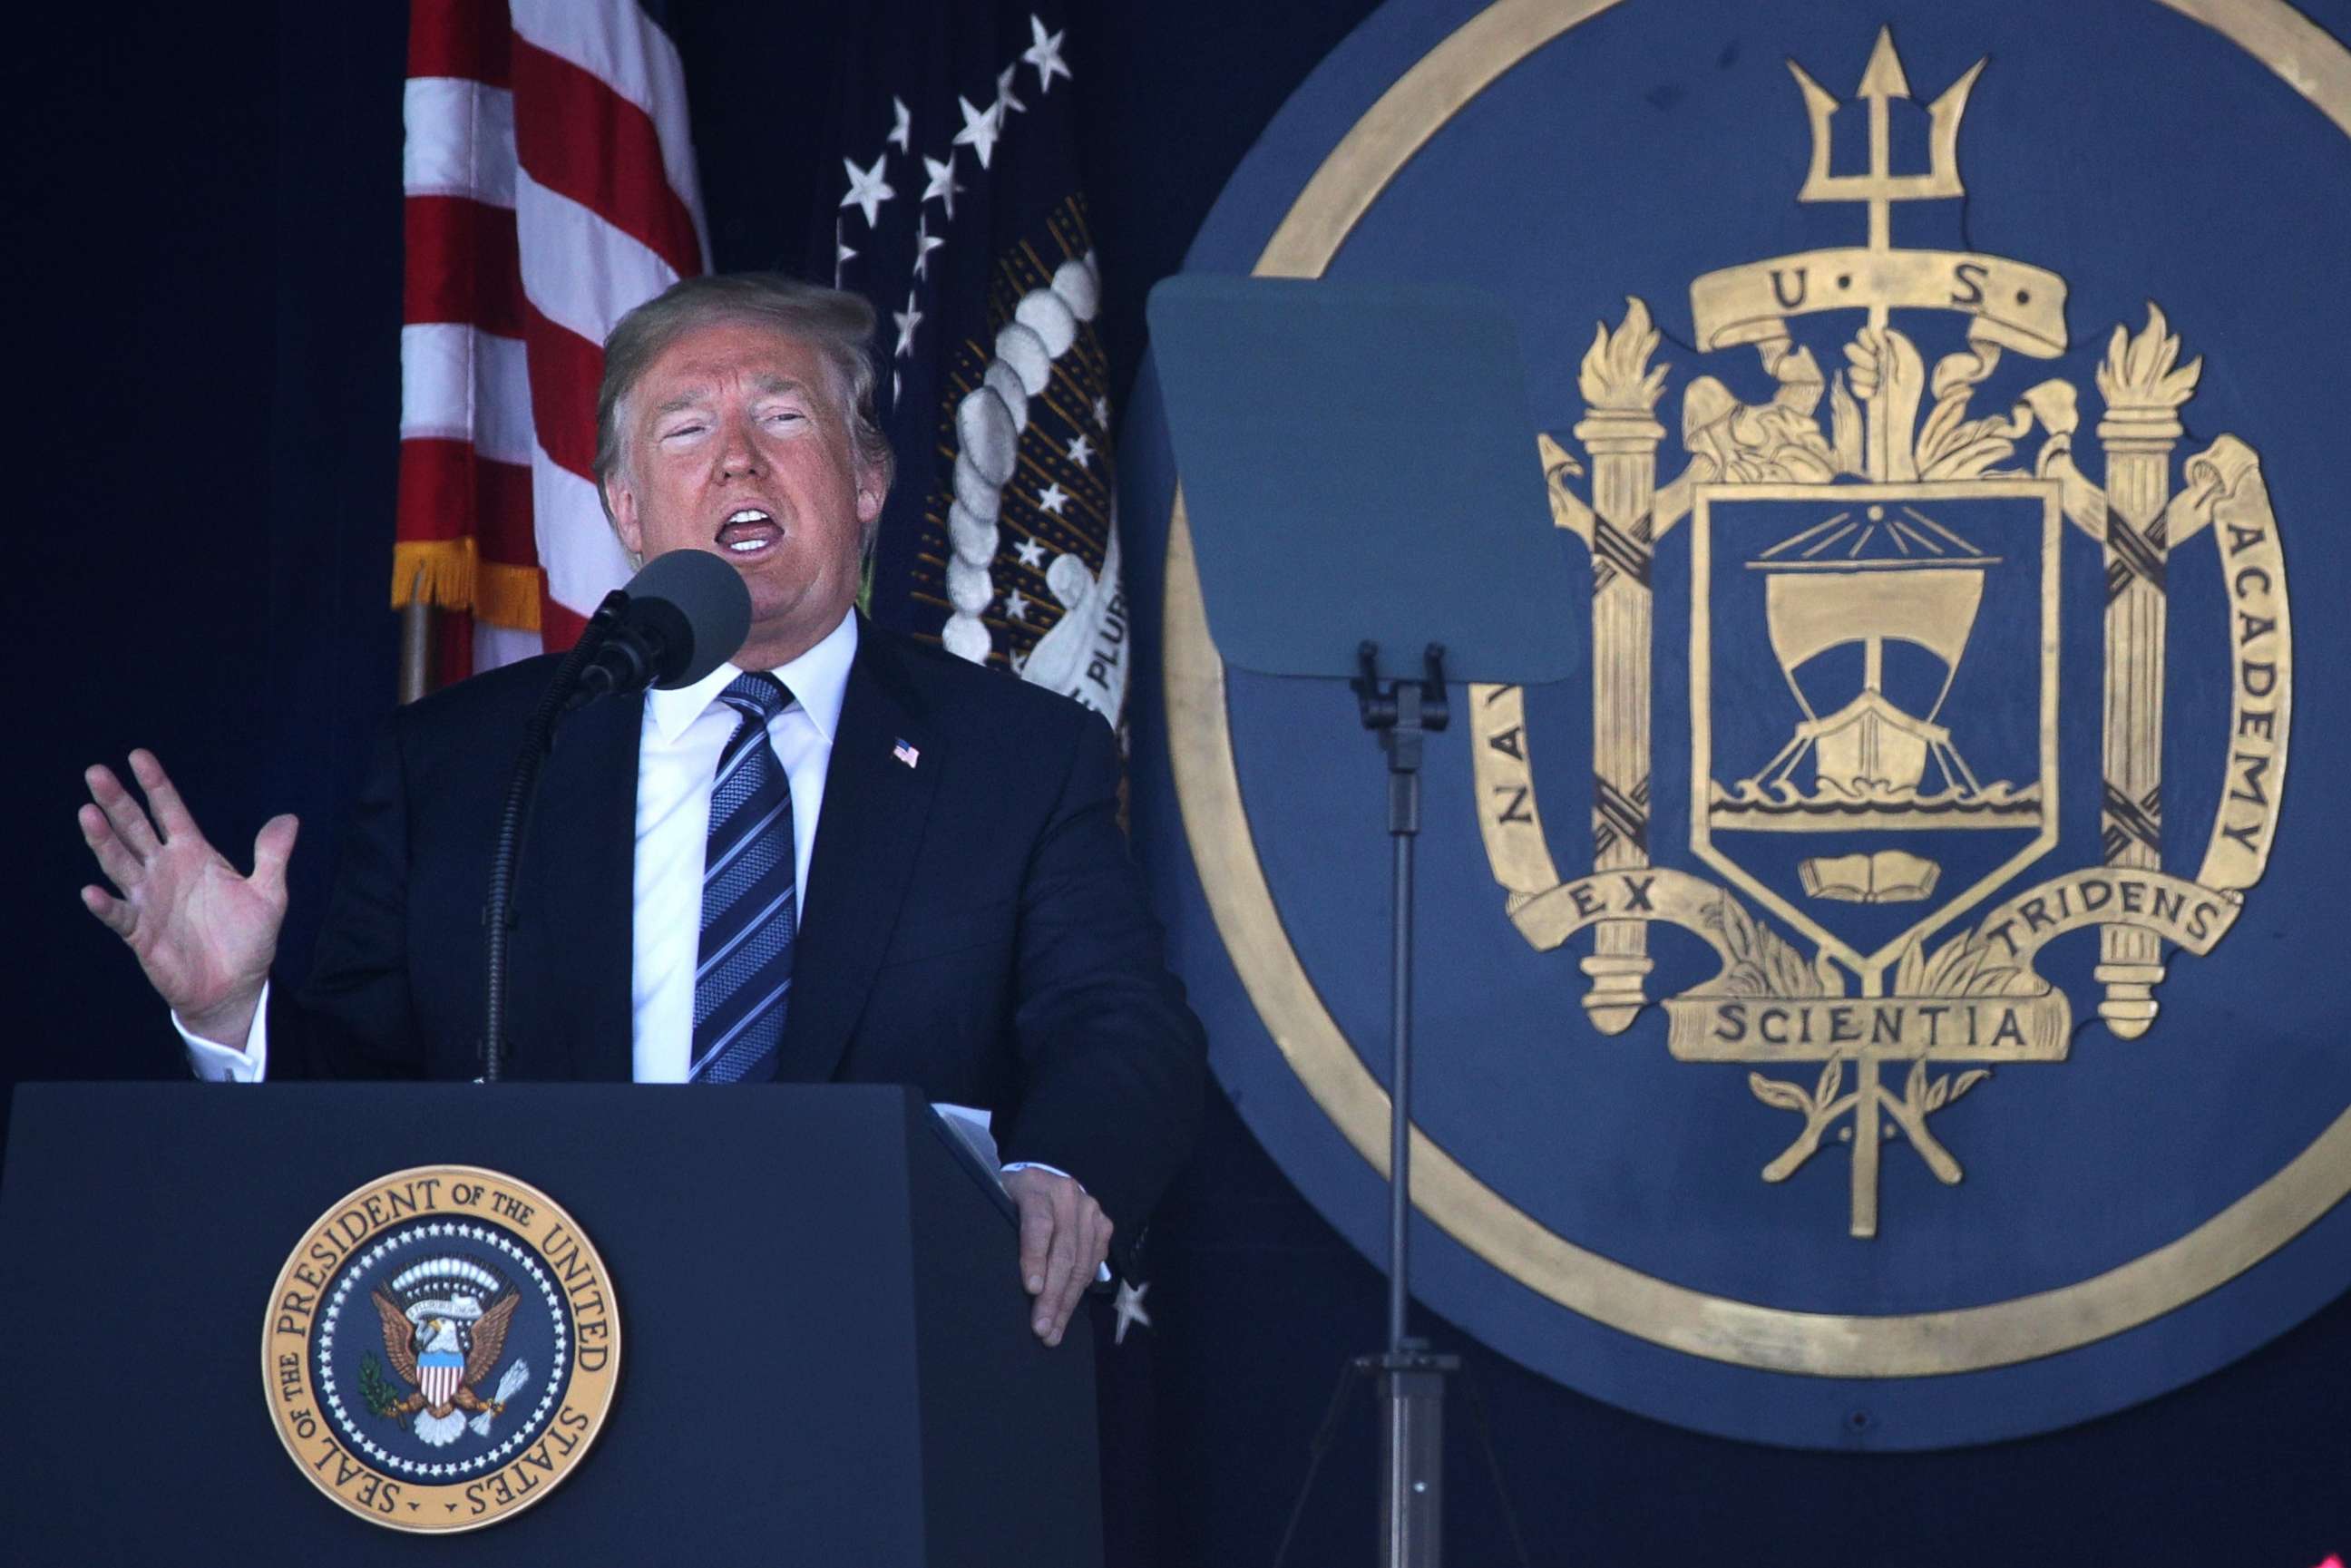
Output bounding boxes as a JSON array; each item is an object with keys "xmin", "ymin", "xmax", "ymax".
[
  {"xmin": 473, "ymin": 559, "xmax": 543, "ymax": 631},
  {"xmin": 390, "ymin": 540, "xmax": 542, "ymax": 631},
  {"xmin": 391, "ymin": 539, "xmax": 474, "ymax": 610}
]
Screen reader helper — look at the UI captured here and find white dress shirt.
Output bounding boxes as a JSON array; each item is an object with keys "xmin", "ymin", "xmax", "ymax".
[{"xmin": 628, "ymin": 610, "xmax": 855, "ymax": 1081}]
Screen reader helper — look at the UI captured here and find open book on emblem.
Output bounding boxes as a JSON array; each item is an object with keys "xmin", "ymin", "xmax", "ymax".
[{"xmin": 1798, "ymin": 850, "xmax": 1940, "ymax": 904}]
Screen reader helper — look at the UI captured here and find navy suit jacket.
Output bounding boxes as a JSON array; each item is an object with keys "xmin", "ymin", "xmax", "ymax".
[{"xmin": 272, "ymin": 619, "xmax": 1205, "ymax": 1242}]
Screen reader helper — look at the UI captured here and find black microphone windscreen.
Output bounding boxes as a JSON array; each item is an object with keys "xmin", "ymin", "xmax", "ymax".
[{"xmin": 625, "ymin": 550, "xmax": 753, "ymax": 688}]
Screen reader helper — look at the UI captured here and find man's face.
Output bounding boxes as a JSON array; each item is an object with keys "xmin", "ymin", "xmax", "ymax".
[{"xmin": 604, "ymin": 318, "xmax": 883, "ymax": 669}]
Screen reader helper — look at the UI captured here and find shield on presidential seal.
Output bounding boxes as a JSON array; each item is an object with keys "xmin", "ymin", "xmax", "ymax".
[
  {"xmin": 1690, "ymin": 479, "xmax": 2060, "ymax": 979},
  {"xmin": 418, "ymin": 1347, "xmax": 464, "ymax": 1407}
]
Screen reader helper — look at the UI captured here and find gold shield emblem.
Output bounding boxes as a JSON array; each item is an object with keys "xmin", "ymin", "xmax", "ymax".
[{"xmin": 1470, "ymin": 29, "xmax": 2285, "ymax": 1238}]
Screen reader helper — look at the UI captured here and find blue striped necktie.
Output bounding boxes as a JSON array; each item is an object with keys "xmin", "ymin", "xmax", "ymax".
[{"xmin": 689, "ymin": 673, "xmax": 796, "ymax": 1085}]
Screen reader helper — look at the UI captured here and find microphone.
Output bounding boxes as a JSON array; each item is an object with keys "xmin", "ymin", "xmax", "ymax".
[
  {"xmin": 478, "ymin": 549, "xmax": 749, "ymax": 1081},
  {"xmin": 571, "ymin": 550, "xmax": 755, "ymax": 703}
]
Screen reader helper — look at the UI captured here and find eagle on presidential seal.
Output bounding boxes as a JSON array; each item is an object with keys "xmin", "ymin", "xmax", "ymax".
[{"xmin": 366, "ymin": 1256, "xmax": 532, "ymax": 1446}]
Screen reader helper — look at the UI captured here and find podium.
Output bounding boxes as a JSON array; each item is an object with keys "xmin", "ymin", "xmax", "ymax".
[{"xmin": 0, "ymin": 1082, "xmax": 1102, "ymax": 1566}]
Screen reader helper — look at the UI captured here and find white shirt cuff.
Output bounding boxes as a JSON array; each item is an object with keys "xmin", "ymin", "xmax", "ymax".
[
  {"xmin": 175, "ymin": 982, "xmax": 269, "ymax": 1082},
  {"xmin": 999, "ymin": 1159, "xmax": 1077, "ymax": 1184}
]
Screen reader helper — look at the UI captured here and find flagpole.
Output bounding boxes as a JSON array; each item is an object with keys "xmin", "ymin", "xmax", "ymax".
[{"xmin": 399, "ymin": 569, "xmax": 432, "ymax": 705}]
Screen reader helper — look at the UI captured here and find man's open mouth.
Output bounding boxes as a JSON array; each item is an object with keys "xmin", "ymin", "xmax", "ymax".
[{"xmin": 715, "ymin": 508, "xmax": 781, "ymax": 554}]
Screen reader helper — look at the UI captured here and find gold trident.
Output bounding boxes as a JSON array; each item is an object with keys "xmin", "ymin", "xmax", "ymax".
[
  {"xmin": 1786, "ymin": 25, "xmax": 1985, "ymax": 491},
  {"xmin": 1789, "ymin": 27, "xmax": 1985, "ymax": 256}
]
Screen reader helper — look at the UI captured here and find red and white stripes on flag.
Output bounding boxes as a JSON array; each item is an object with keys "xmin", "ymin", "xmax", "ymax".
[{"xmin": 398, "ymin": 0, "xmax": 707, "ymax": 680}]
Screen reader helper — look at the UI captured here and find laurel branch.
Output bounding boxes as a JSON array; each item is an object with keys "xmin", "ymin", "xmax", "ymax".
[{"xmin": 360, "ymin": 1351, "xmax": 404, "ymax": 1420}]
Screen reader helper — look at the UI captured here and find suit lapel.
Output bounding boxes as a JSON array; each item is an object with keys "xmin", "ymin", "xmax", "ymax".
[
  {"xmin": 514, "ymin": 690, "xmax": 640, "ymax": 1081},
  {"xmin": 779, "ymin": 626, "xmax": 941, "ymax": 1082}
]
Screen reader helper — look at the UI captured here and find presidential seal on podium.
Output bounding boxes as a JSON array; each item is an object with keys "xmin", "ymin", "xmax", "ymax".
[{"xmin": 261, "ymin": 1166, "xmax": 619, "ymax": 1531}]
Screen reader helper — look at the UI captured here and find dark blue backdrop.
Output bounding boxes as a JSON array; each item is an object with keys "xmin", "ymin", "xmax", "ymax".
[{"xmin": 10, "ymin": 2, "xmax": 2350, "ymax": 1562}]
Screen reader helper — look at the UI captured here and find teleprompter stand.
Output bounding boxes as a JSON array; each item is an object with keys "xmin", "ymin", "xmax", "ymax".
[
  {"xmin": 1148, "ymin": 276, "xmax": 1582, "ymax": 1568},
  {"xmin": 1356, "ymin": 639, "xmax": 1460, "ymax": 1566}
]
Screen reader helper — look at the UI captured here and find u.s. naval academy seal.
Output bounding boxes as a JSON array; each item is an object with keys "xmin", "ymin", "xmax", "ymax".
[
  {"xmin": 261, "ymin": 1166, "xmax": 619, "ymax": 1532},
  {"xmin": 1139, "ymin": 0, "xmax": 2351, "ymax": 1449}
]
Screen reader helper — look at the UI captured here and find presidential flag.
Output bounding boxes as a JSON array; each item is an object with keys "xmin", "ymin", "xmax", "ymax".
[{"xmin": 812, "ymin": 4, "xmax": 1129, "ymax": 726}]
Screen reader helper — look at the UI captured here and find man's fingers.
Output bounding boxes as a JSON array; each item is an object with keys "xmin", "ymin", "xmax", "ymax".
[
  {"xmin": 1004, "ymin": 1171, "xmax": 1110, "ymax": 1346},
  {"xmin": 78, "ymin": 803, "xmax": 146, "ymax": 891},
  {"xmin": 1038, "ymin": 1194, "xmax": 1082, "ymax": 1343},
  {"xmin": 80, "ymin": 883, "xmax": 134, "ymax": 936},
  {"xmin": 1085, "ymin": 1206, "xmax": 1114, "ymax": 1279},
  {"xmin": 128, "ymin": 750, "xmax": 197, "ymax": 842},
  {"xmin": 1017, "ymin": 1191, "xmax": 1056, "ymax": 1297},
  {"xmin": 85, "ymin": 765, "xmax": 161, "ymax": 859},
  {"xmin": 251, "ymin": 814, "xmax": 300, "ymax": 897},
  {"xmin": 1041, "ymin": 1200, "xmax": 1114, "ymax": 1347}
]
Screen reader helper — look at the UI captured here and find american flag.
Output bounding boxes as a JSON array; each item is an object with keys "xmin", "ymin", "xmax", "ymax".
[{"xmin": 396, "ymin": 0, "xmax": 708, "ymax": 685}]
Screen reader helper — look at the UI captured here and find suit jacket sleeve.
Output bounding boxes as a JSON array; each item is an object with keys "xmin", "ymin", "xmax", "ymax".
[
  {"xmin": 991, "ymin": 700, "xmax": 1206, "ymax": 1246},
  {"xmin": 266, "ymin": 712, "xmax": 429, "ymax": 1078}
]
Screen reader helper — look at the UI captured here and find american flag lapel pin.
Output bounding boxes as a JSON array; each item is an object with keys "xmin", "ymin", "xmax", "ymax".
[{"xmin": 892, "ymin": 737, "xmax": 921, "ymax": 770}]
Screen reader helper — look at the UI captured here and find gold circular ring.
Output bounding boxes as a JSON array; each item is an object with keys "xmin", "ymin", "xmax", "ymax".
[{"xmin": 1163, "ymin": 0, "xmax": 2351, "ymax": 1376}]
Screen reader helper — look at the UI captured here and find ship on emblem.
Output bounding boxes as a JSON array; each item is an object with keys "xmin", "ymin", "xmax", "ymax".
[
  {"xmin": 1470, "ymin": 24, "xmax": 2291, "ymax": 1237},
  {"xmin": 367, "ymin": 1257, "xmax": 532, "ymax": 1446},
  {"xmin": 1719, "ymin": 498, "xmax": 2044, "ymax": 904}
]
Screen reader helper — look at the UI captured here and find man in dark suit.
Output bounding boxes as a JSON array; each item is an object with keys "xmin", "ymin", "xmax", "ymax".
[{"xmin": 78, "ymin": 274, "xmax": 1204, "ymax": 1349}]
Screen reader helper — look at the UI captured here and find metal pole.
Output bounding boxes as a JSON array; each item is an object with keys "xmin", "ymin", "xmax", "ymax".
[
  {"xmin": 1388, "ymin": 740, "xmax": 1416, "ymax": 1359},
  {"xmin": 398, "ymin": 567, "xmax": 433, "ymax": 705},
  {"xmin": 1376, "ymin": 673, "xmax": 1449, "ymax": 1568},
  {"xmin": 1303, "ymin": 643, "xmax": 1457, "ymax": 1568},
  {"xmin": 1379, "ymin": 1353, "xmax": 1447, "ymax": 1568}
]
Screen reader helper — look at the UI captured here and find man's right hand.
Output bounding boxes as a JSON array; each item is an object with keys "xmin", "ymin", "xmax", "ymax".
[{"xmin": 78, "ymin": 749, "xmax": 296, "ymax": 1046}]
